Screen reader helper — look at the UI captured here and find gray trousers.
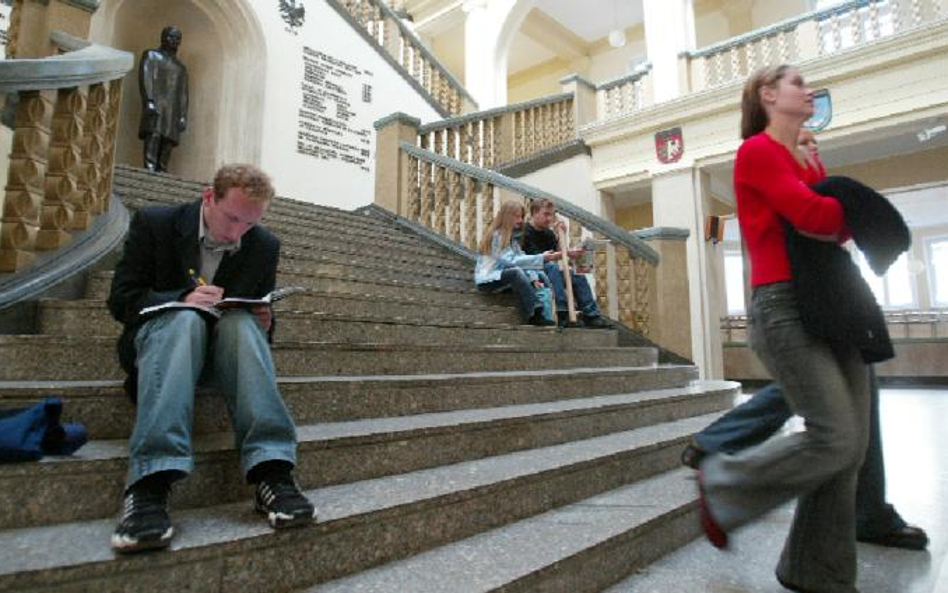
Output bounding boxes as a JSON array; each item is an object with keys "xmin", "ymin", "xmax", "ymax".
[{"xmin": 702, "ymin": 282, "xmax": 870, "ymax": 593}]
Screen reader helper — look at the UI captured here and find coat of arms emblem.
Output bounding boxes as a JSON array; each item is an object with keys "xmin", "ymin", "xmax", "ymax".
[
  {"xmin": 279, "ymin": 0, "xmax": 306, "ymax": 32},
  {"xmin": 655, "ymin": 127, "xmax": 684, "ymax": 164}
]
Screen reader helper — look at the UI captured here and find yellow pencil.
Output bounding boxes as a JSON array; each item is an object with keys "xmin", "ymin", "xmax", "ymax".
[{"xmin": 188, "ymin": 268, "xmax": 207, "ymax": 286}]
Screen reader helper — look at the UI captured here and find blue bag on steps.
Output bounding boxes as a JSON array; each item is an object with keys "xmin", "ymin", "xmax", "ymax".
[{"xmin": 0, "ymin": 397, "xmax": 88, "ymax": 462}]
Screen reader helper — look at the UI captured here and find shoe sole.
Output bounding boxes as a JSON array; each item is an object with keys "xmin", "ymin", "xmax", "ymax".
[
  {"xmin": 111, "ymin": 526, "xmax": 174, "ymax": 554},
  {"xmin": 254, "ymin": 500, "xmax": 318, "ymax": 529}
]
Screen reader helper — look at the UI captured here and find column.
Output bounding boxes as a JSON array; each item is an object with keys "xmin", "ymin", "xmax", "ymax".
[
  {"xmin": 650, "ymin": 167, "xmax": 724, "ymax": 379},
  {"xmin": 643, "ymin": 0, "xmax": 697, "ymax": 102}
]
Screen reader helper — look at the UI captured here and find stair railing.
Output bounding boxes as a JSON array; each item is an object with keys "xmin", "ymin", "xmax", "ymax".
[
  {"xmin": 329, "ymin": 0, "xmax": 477, "ymax": 116},
  {"xmin": 416, "ymin": 92, "xmax": 576, "ymax": 170},
  {"xmin": 376, "ymin": 122, "xmax": 660, "ymax": 335},
  {"xmin": 595, "ymin": 64, "xmax": 654, "ymax": 121},
  {"xmin": 0, "ymin": 30, "xmax": 133, "ymax": 272},
  {"xmin": 680, "ymin": 0, "xmax": 947, "ymax": 92}
]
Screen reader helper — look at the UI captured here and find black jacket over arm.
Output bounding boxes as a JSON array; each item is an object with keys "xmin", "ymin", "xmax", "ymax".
[
  {"xmin": 107, "ymin": 200, "xmax": 280, "ymax": 396},
  {"xmin": 785, "ymin": 176, "xmax": 910, "ymax": 364}
]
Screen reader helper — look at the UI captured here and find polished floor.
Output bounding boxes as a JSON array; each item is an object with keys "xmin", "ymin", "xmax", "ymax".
[{"xmin": 610, "ymin": 386, "xmax": 948, "ymax": 593}]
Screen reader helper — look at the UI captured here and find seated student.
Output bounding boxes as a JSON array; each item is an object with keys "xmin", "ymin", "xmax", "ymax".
[
  {"xmin": 475, "ymin": 200, "xmax": 559, "ymax": 326},
  {"xmin": 107, "ymin": 164, "xmax": 316, "ymax": 553},
  {"xmin": 521, "ymin": 199, "xmax": 608, "ymax": 328}
]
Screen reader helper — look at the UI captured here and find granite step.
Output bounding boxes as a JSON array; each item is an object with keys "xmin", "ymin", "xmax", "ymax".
[
  {"xmin": 0, "ymin": 365, "xmax": 698, "ymax": 439},
  {"xmin": 36, "ymin": 301, "xmax": 615, "ymax": 348},
  {"xmin": 0, "ymin": 336, "xmax": 656, "ymax": 381},
  {"xmin": 279, "ymin": 240, "xmax": 471, "ymax": 276},
  {"xmin": 0, "ymin": 413, "xmax": 717, "ymax": 591},
  {"xmin": 47, "ymin": 292, "xmax": 521, "ymax": 331},
  {"xmin": 0, "ymin": 384, "xmax": 736, "ymax": 529},
  {"xmin": 317, "ymin": 469, "xmax": 699, "ymax": 593},
  {"xmin": 84, "ymin": 269, "xmax": 510, "ymax": 308},
  {"xmin": 275, "ymin": 254, "xmax": 473, "ymax": 290}
]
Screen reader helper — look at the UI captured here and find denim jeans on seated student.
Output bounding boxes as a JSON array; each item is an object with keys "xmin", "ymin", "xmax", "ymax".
[
  {"xmin": 542, "ymin": 261, "xmax": 600, "ymax": 318},
  {"xmin": 477, "ymin": 267, "xmax": 545, "ymax": 322},
  {"xmin": 126, "ymin": 309, "xmax": 297, "ymax": 488}
]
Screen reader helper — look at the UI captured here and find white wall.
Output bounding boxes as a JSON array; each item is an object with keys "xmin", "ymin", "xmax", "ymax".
[
  {"xmin": 252, "ymin": 0, "xmax": 442, "ymax": 209},
  {"xmin": 517, "ymin": 154, "xmax": 602, "ymax": 216}
]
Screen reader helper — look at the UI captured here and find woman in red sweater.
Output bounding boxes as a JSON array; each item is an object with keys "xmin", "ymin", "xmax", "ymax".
[{"xmin": 698, "ymin": 65, "xmax": 870, "ymax": 593}]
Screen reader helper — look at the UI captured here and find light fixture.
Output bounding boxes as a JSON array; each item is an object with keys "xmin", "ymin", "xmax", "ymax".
[{"xmin": 608, "ymin": 0, "xmax": 626, "ymax": 47}]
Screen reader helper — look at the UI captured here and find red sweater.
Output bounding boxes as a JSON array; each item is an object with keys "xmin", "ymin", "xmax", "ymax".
[{"xmin": 734, "ymin": 133, "xmax": 845, "ymax": 287}]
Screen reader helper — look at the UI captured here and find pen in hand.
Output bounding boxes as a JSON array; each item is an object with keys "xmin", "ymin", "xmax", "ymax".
[{"xmin": 188, "ymin": 268, "xmax": 207, "ymax": 287}]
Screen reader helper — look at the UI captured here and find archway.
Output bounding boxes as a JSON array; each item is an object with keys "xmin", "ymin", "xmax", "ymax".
[{"xmin": 91, "ymin": 0, "xmax": 266, "ymax": 182}]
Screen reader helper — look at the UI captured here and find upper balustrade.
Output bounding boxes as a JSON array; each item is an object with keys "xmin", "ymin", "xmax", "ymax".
[
  {"xmin": 0, "ymin": 31, "xmax": 133, "ymax": 272},
  {"xmin": 682, "ymin": 0, "xmax": 945, "ymax": 94}
]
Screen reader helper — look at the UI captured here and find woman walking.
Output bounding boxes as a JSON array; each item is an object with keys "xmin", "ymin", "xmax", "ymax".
[{"xmin": 698, "ymin": 65, "xmax": 870, "ymax": 593}]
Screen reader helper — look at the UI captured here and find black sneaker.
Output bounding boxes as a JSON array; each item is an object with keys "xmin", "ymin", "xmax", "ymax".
[
  {"xmin": 254, "ymin": 475, "xmax": 317, "ymax": 529},
  {"xmin": 111, "ymin": 481, "xmax": 173, "ymax": 553},
  {"xmin": 583, "ymin": 315, "xmax": 610, "ymax": 329}
]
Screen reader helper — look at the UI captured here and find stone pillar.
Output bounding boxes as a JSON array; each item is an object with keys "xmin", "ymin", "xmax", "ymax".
[
  {"xmin": 635, "ymin": 228, "xmax": 692, "ymax": 361},
  {"xmin": 463, "ymin": 0, "xmax": 505, "ymax": 109},
  {"xmin": 650, "ymin": 167, "xmax": 723, "ymax": 379},
  {"xmin": 559, "ymin": 74, "xmax": 597, "ymax": 129},
  {"xmin": 643, "ymin": 0, "xmax": 697, "ymax": 102},
  {"xmin": 373, "ymin": 113, "xmax": 420, "ymax": 217}
]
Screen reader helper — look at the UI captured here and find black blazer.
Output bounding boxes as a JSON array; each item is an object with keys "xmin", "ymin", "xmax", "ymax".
[
  {"xmin": 785, "ymin": 176, "xmax": 909, "ymax": 363},
  {"xmin": 107, "ymin": 200, "xmax": 280, "ymax": 398}
]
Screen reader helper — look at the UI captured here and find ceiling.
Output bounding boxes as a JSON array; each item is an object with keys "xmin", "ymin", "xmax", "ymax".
[{"xmin": 536, "ymin": 0, "xmax": 644, "ymax": 43}]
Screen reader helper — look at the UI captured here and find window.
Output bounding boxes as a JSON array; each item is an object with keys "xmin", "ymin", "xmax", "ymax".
[
  {"xmin": 724, "ymin": 249, "xmax": 746, "ymax": 315},
  {"xmin": 854, "ymin": 249, "xmax": 916, "ymax": 309},
  {"xmin": 928, "ymin": 237, "xmax": 948, "ymax": 307}
]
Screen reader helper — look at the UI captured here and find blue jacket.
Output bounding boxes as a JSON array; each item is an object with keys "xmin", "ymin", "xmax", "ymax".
[{"xmin": 474, "ymin": 231, "xmax": 545, "ymax": 285}]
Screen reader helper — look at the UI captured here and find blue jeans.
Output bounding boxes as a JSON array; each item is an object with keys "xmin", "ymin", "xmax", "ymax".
[
  {"xmin": 702, "ymin": 282, "xmax": 869, "ymax": 592},
  {"xmin": 543, "ymin": 262, "xmax": 599, "ymax": 317},
  {"xmin": 478, "ymin": 268, "xmax": 546, "ymax": 322},
  {"xmin": 694, "ymin": 370, "xmax": 905, "ymax": 537},
  {"xmin": 126, "ymin": 309, "xmax": 297, "ymax": 488}
]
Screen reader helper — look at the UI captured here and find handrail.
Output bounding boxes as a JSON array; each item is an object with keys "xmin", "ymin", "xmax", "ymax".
[
  {"xmin": 400, "ymin": 141, "xmax": 660, "ymax": 265},
  {"xmin": 683, "ymin": 0, "xmax": 882, "ymax": 59},
  {"xmin": 372, "ymin": 0, "xmax": 477, "ymax": 107},
  {"xmin": 418, "ymin": 92, "xmax": 573, "ymax": 134},
  {"xmin": 0, "ymin": 33, "xmax": 133, "ymax": 92},
  {"xmin": 596, "ymin": 63, "xmax": 653, "ymax": 92}
]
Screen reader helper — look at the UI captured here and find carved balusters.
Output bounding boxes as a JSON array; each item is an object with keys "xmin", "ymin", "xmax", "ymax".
[
  {"xmin": 445, "ymin": 127, "xmax": 456, "ymax": 160},
  {"xmin": 910, "ymin": 0, "xmax": 923, "ymax": 25},
  {"xmin": 0, "ymin": 90, "xmax": 54, "ymax": 271},
  {"xmin": 869, "ymin": 0, "xmax": 882, "ymax": 39},
  {"xmin": 851, "ymin": 6, "xmax": 864, "ymax": 46},
  {"xmin": 568, "ymin": 217, "xmax": 582, "ymax": 250},
  {"xmin": 76, "ymin": 83, "xmax": 107, "ymax": 228},
  {"xmin": 633, "ymin": 255, "xmax": 652, "ymax": 335},
  {"xmin": 407, "ymin": 154, "xmax": 420, "ymax": 222},
  {"xmin": 419, "ymin": 158, "xmax": 432, "ymax": 228},
  {"xmin": 38, "ymin": 87, "xmax": 85, "ymax": 249},
  {"xmin": 481, "ymin": 183, "xmax": 495, "ymax": 238},
  {"xmin": 615, "ymin": 247, "xmax": 635, "ymax": 328},
  {"xmin": 593, "ymin": 233, "xmax": 609, "ymax": 314},
  {"xmin": 433, "ymin": 163, "xmax": 446, "ymax": 235},
  {"xmin": 464, "ymin": 176, "xmax": 478, "ymax": 250},
  {"xmin": 448, "ymin": 169, "xmax": 462, "ymax": 242},
  {"xmin": 99, "ymin": 80, "xmax": 123, "ymax": 212},
  {"xmin": 891, "ymin": 0, "xmax": 902, "ymax": 32}
]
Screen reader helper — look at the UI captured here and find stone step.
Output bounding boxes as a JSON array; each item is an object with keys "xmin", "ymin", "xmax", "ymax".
[
  {"xmin": 0, "ymin": 384, "xmax": 736, "ymax": 529},
  {"xmin": 317, "ymin": 469, "xmax": 699, "ymax": 593},
  {"xmin": 0, "ymin": 336, "xmax": 656, "ymax": 381},
  {"xmin": 37, "ymin": 300, "xmax": 615, "ymax": 348},
  {"xmin": 0, "ymin": 413, "xmax": 716, "ymax": 591},
  {"xmin": 279, "ymin": 239, "xmax": 470, "ymax": 277},
  {"xmin": 114, "ymin": 180, "xmax": 444, "ymax": 255},
  {"xmin": 56, "ymin": 290, "xmax": 521, "ymax": 330},
  {"xmin": 276, "ymin": 254, "xmax": 473, "ymax": 290},
  {"xmin": 0, "ymin": 365, "xmax": 698, "ymax": 439},
  {"xmin": 84, "ymin": 269, "xmax": 509, "ymax": 309}
]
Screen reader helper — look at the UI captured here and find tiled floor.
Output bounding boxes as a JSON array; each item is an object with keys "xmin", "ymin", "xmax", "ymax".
[{"xmin": 609, "ymin": 387, "xmax": 948, "ymax": 593}]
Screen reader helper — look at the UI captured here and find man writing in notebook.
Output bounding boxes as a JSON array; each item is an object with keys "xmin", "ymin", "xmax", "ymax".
[{"xmin": 107, "ymin": 163, "xmax": 315, "ymax": 553}]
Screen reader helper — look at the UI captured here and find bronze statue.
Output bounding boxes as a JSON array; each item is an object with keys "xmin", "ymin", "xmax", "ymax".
[{"xmin": 138, "ymin": 26, "xmax": 188, "ymax": 172}]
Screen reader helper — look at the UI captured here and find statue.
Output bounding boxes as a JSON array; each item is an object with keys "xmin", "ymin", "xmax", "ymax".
[{"xmin": 138, "ymin": 26, "xmax": 188, "ymax": 172}]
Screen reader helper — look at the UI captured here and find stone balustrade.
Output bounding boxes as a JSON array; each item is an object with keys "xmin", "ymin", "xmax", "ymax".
[
  {"xmin": 335, "ymin": 0, "xmax": 476, "ymax": 116},
  {"xmin": 681, "ymin": 0, "xmax": 946, "ymax": 92},
  {"xmin": 416, "ymin": 93, "xmax": 576, "ymax": 169},
  {"xmin": 596, "ymin": 66, "xmax": 654, "ymax": 121},
  {"xmin": 374, "ymin": 113, "xmax": 663, "ymax": 336},
  {"xmin": 0, "ymin": 32, "xmax": 131, "ymax": 272}
]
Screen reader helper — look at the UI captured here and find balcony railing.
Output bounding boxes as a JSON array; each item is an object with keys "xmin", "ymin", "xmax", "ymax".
[
  {"xmin": 330, "ymin": 0, "xmax": 477, "ymax": 116},
  {"xmin": 595, "ymin": 65, "xmax": 654, "ymax": 121},
  {"xmin": 722, "ymin": 310, "xmax": 948, "ymax": 343},
  {"xmin": 0, "ymin": 31, "xmax": 132, "ymax": 272},
  {"xmin": 682, "ymin": 0, "xmax": 946, "ymax": 92}
]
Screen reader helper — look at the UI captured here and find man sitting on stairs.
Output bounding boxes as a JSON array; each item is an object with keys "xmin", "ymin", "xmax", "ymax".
[
  {"xmin": 521, "ymin": 198, "xmax": 609, "ymax": 329},
  {"xmin": 107, "ymin": 163, "xmax": 316, "ymax": 553}
]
